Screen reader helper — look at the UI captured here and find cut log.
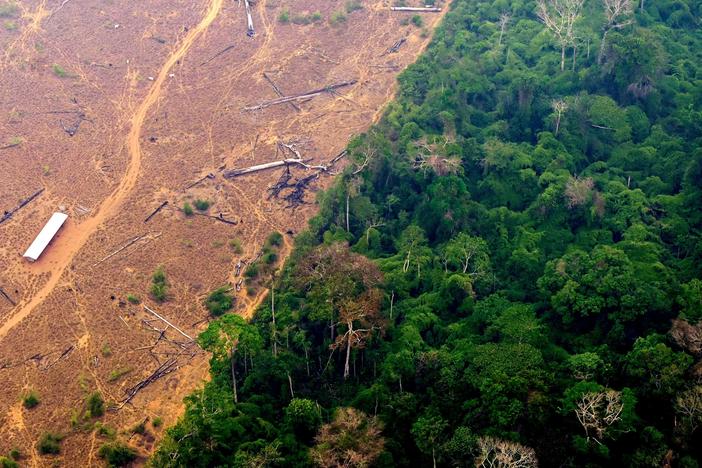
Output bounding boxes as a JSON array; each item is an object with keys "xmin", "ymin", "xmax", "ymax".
[
  {"xmin": 0, "ymin": 287, "xmax": 16, "ymax": 306},
  {"xmin": 244, "ymin": 0, "xmax": 255, "ymax": 37},
  {"xmin": 223, "ymin": 158, "xmax": 327, "ymax": 178},
  {"xmin": 184, "ymin": 173, "xmax": 215, "ymax": 190},
  {"xmin": 263, "ymin": 72, "xmax": 301, "ymax": 112},
  {"xmin": 243, "ymin": 80, "xmax": 357, "ymax": 111},
  {"xmin": 200, "ymin": 45, "xmax": 236, "ymax": 66},
  {"xmin": 0, "ymin": 188, "xmax": 44, "ymax": 226},
  {"xmin": 390, "ymin": 6, "xmax": 441, "ymax": 12},
  {"xmin": 144, "ymin": 201, "xmax": 169, "ymax": 223},
  {"xmin": 143, "ymin": 305, "xmax": 194, "ymax": 341}
]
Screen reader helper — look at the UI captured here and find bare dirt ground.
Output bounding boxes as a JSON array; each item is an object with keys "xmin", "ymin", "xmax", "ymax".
[{"xmin": 0, "ymin": 0, "xmax": 446, "ymax": 464}]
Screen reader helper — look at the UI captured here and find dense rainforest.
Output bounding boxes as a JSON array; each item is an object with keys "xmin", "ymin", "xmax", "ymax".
[{"xmin": 151, "ymin": 0, "xmax": 702, "ymax": 465}]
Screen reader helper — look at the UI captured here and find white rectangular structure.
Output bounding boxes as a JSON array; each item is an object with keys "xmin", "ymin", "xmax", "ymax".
[{"xmin": 23, "ymin": 212, "xmax": 68, "ymax": 262}]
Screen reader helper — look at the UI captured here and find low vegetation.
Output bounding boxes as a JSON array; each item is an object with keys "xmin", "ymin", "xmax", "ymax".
[
  {"xmin": 150, "ymin": 266, "xmax": 168, "ymax": 302},
  {"xmin": 193, "ymin": 199, "xmax": 210, "ymax": 211},
  {"xmin": 205, "ymin": 287, "xmax": 233, "ymax": 317},
  {"xmin": 108, "ymin": 367, "xmax": 133, "ymax": 382},
  {"xmin": 21, "ymin": 391, "xmax": 39, "ymax": 409},
  {"xmin": 51, "ymin": 64, "xmax": 68, "ymax": 78},
  {"xmin": 37, "ymin": 433, "xmax": 62, "ymax": 455},
  {"xmin": 0, "ymin": 2, "xmax": 18, "ymax": 18},
  {"xmin": 182, "ymin": 202, "xmax": 194, "ymax": 216},
  {"xmin": 98, "ymin": 442, "xmax": 137, "ymax": 467}
]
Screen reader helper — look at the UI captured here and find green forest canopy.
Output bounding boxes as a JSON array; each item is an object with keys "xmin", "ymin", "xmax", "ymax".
[{"xmin": 151, "ymin": 0, "xmax": 702, "ymax": 465}]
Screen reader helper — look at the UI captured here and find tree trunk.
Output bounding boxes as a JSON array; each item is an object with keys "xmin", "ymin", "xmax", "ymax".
[
  {"xmin": 344, "ymin": 326, "xmax": 352, "ymax": 379},
  {"xmin": 346, "ymin": 191, "xmax": 350, "ymax": 232},
  {"xmin": 432, "ymin": 447, "xmax": 436, "ymax": 468},
  {"xmin": 561, "ymin": 44, "xmax": 566, "ymax": 71},
  {"xmin": 271, "ymin": 286, "xmax": 277, "ymax": 358},
  {"xmin": 231, "ymin": 347, "xmax": 238, "ymax": 403},
  {"xmin": 399, "ymin": 375, "xmax": 403, "ymax": 393},
  {"xmin": 555, "ymin": 112, "xmax": 562, "ymax": 135},
  {"xmin": 572, "ymin": 43, "xmax": 577, "ymax": 71},
  {"xmin": 287, "ymin": 372, "xmax": 295, "ymax": 398},
  {"xmin": 598, "ymin": 29, "xmax": 609, "ymax": 65}
]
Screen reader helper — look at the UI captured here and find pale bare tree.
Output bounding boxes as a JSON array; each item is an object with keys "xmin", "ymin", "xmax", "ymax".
[
  {"xmin": 475, "ymin": 437, "xmax": 538, "ymax": 468},
  {"xmin": 669, "ymin": 319, "xmax": 702, "ymax": 357},
  {"xmin": 564, "ymin": 176, "xmax": 594, "ymax": 208},
  {"xmin": 551, "ymin": 98, "xmax": 569, "ymax": 135},
  {"xmin": 412, "ymin": 140, "xmax": 461, "ymax": 176},
  {"xmin": 498, "ymin": 13, "xmax": 511, "ymax": 47},
  {"xmin": 537, "ymin": 0, "xmax": 585, "ymax": 71},
  {"xmin": 574, "ymin": 389, "xmax": 624, "ymax": 441},
  {"xmin": 675, "ymin": 385, "xmax": 702, "ymax": 433},
  {"xmin": 599, "ymin": 0, "xmax": 634, "ymax": 64}
]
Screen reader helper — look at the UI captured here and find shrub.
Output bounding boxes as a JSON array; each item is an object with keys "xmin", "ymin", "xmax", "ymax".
[
  {"xmin": 206, "ymin": 287, "xmax": 233, "ymax": 317},
  {"xmin": 131, "ymin": 421, "xmax": 146, "ymax": 435},
  {"xmin": 37, "ymin": 433, "xmax": 62, "ymax": 455},
  {"xmin": 266, "ymin": 231, "xmax": 284, "ymax": 248},
  {"xmin": 3, "ymin": 20, "xmax": 16, "ymax": 31},
  {"xmin": 150, "ymin": 266, "xmax": 168, "ymax": 302},
  {"xmin": 98, "ymin": 442, "xmax": 137, "ymax": 467},
  {"xmin": 330, "ymin": 10, "xmax": 347, "ymax": 24},
  {"xmin": 96, "ymin": 423, "xmax": 117, "ymax": 439},
  {"xmin": 182, "ymin": 202, "xmax": 193, "ymax": 216},
  {"xmin": 411, "ymin": 14, "xmax": 423, "ymax": 27},
  {"xmin": 126, "ymin": 294, "xmax": 140, "ymax": 304},
  {"xmin": 0, "ymin": 2, "xmax": 18, "ymax": 18},
  {"xmin": 108, "ymin": 367, "xmax": 133, "ymax": 382},
  {"xmin": 193, "ymin": 199, "xmax": 210, "ymax": 211},
  {"xmin": 86, "ymin": 392, "xmax": 105, "ymax": 418},
  {"xmin": 345, "ymin": 1, "xmax": 363, "ymax": 13},
  {"xmin": 263, "ymin": 251, "xmax": 278, "ymax": 265},
  {"xmin": 0, "ymin": 456, "xmax": 18, "ymax": 468},
  {"xmin": 244, "ymin": 263, "xmax": 259, "ymax": 278},
  {"xmin": 9, "ymin": 448, "xmax": 20, "ymax": 461},
  {"xmin": 311, "ymin": 11, "xmax": 322, "ymax": 22},
  {"xmin": 152, "ymin": 416, "xmax": 163, "ymax": 428},
  {"xmin": 229, "ymin": 238, "xmax": 243, "ymax": 254},
  {"xmin": 22, "ymin": 391, "xmax": 39, "ymax": 409},
  {"xmin": 278, "ymin": 8, "xmax": 289, "ymax": 23},
  {"xmin": 52, "ymin": 64, "xmax": 67, "ymax": 78},
  {"xmin": 101, "ymin": 343, "xmax": 112, "ymax": 357}
]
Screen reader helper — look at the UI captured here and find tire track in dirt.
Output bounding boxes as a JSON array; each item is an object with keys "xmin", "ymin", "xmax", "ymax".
[{"xmin": 0, "ymin": 0, "xmax": 224, "ymax": 341}]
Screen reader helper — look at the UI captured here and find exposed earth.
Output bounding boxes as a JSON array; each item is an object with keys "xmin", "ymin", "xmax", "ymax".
[{"xmin": 0, "ymin": 0, "xmax": 445, "ymax": 464}]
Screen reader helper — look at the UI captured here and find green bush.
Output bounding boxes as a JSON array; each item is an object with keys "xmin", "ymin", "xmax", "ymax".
[
  {"xmin": 86, "ymin": 392, "xmax": 105, "ymax": 418},
  {"xmin": 126, "ymin": 294, "xmax": 140, "ymax": 304},
  {"xmin": 411, "ymin": 14, "xmax": 423, "ymax": 27},
  {"xmin": 345, "ymin": 1, "xmax": 363, "ymax": 13},
  {"xmin": 8, "ymin": 448, "xmax": 20, "ymax": 461},
  {"xmin": 330, "ymin": 10, "xmax": 347, "ymax": 24},
  {"xmin": 229, "ymin": 238, "xmax": 243, "ymax": 254},
  {"xmin": 278, "ymin": 8, "xmax": 289, "ymax": 23},
  {"xmin": 52, "ymin": 64, "xmax": 67, "ymax": 78},
  {"xmin": 150, "ymin": 266, "xmax": 168, "ymax": 302},
  {"xmin": 0, "ymin": 456, "xmax": 18, "ymax": 468},
  {"xmin": 263, "ymin": 251, "xmax": 278, "ymax": 265},
  {"xmin": 37, "ymin": 433, "xmax": 62, "ymax": 455},
  {"xmin": 98, "ymin": 442, "xmax": 137, "ymax": 467},
  {"xmin": 182, "ymin": 202, "xmax": 194, "ymax": 216},
  {"xmin": 108, "ymin": 367, "xmax": 133, "ymax": 382},
  {"xmin": 131, "ymin": 421, "xmax": 146, "ymax": 435},
  {"xmin": 22, "ymin": 391, "xmax": 39, "ymax": 409},
  {"xmin": 266, "ymin": 231, "xmax": 284, "ymax": 248},
  {"xmin": 244, "ymin": 263, "xmax": 259, "ymax": 279},
  {"xmin": 205, "ymin": 287, "xmax": 233, "ymax": 317},
  {"xmin": 152, "ymin": 416, "xmax": 163, "ymax": 428},
  {"xmin": 0, "ymin": 2, "xmax": 19, "ymax": 18},
  {"xmin": 193, "ymin": 199, "xmax": 210, "ymax": 211}
]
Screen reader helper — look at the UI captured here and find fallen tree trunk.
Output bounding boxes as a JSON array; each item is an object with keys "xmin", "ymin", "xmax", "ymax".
[
  {"xmin": 184, "ymin": 173, "xmax": 215, "ymax": 190},
  {"xmin": 144, "ymin": 201, "xmax": 168, "ymax": 223},
  {"xmin": 0, "ymin": 287, "xmax": 16, "ymax": 306},
  {"xmin": 0, "ymin": 188, "xmax": 44, "ymax": 225},
  {"xmin": 143, "ymin": 305, "xmax": 194, "ymax": 341},
  {"xmin": 244, "ymin": 0, "xmax": 255, "ymax": 36},
  {"xmin": 263, "ymin": 73, "xmax": 301, "ymax": 112},
  {"xmin": 223, "ymin": 159, "xmax": 327, "ymax": 178},
  {"xmin": 390, "ymin": 6, "xmax": 441, "ymax": 12},
  {"xmin": 243, "ymin": 80, "xmax": 357, "ymax": 111}
]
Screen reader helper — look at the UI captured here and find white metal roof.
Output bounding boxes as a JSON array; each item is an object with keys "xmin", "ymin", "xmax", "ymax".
[{"xmin": 23, "ymin": 212, "xmax": 68, "ymax": 262}]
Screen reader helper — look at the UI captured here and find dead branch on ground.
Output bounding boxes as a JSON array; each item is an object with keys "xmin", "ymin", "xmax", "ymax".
[
  {"xmin": 120, "ymin": 359, "xmax": 179, "ymax": 407},
  {"xmin": 93, "ymin": 232, "xmax": 162, "ymax": 266},
  {"xmin": 243, "ymin": 80, "xmax": 357, "ymax": 111},
  {"xmin": 390, "ymin": 6, "xmax": 441, "ymax": 12},
  {"xmin": 263, "ymin": 73, "xmax": 301, "ymax": 111},
  {"xmin": 0, "ymin": 287, "xmax": 16, "ymax": 306},
  {"xmin": 200, "ymin": 45, "xmax": 236, "ymax": 66},
  {"xmin": 382, "ymin": 38, "xmax": 406, "ymax": 56},
  {"xmin": 184, "ymin": 173, "xmax": 215, "ymax": 190}
]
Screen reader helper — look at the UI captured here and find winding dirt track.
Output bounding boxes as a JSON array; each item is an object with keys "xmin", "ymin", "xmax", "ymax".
[{"xmin": 0, "ymin": 0, "xmax": 223, "ymax": 340}]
